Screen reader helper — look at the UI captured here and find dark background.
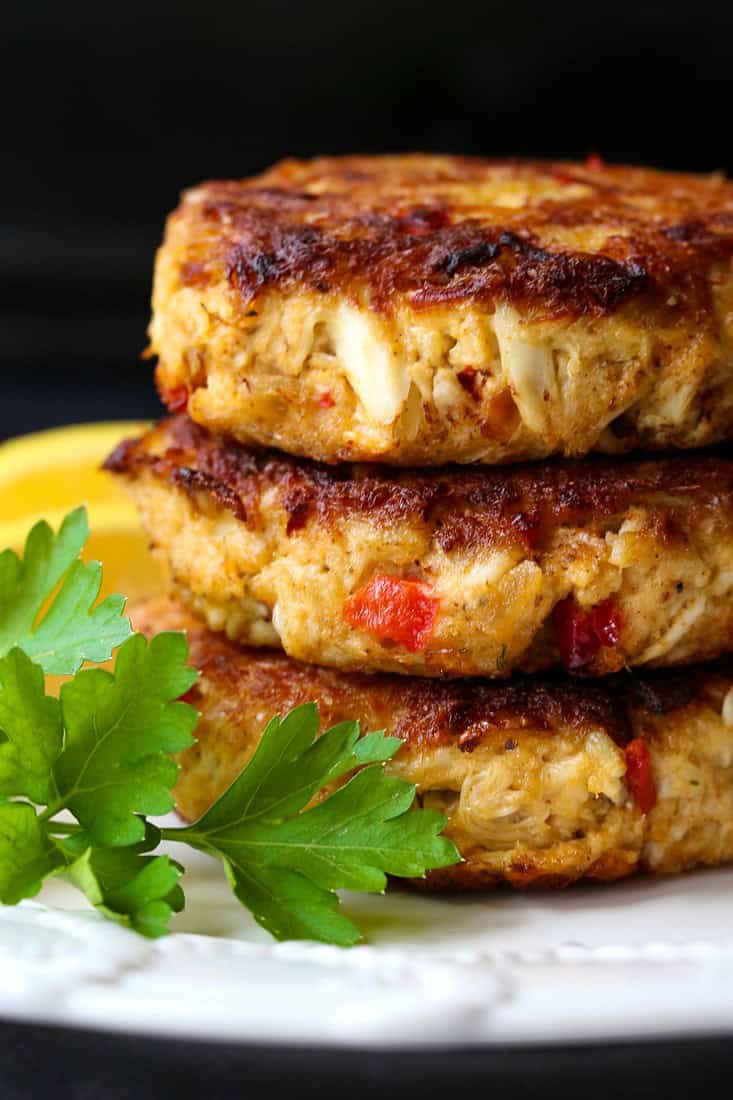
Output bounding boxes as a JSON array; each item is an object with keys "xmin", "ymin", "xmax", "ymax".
[{"xmin": 3, "ymin": 0, "xmax": 733, "ymax": 442}]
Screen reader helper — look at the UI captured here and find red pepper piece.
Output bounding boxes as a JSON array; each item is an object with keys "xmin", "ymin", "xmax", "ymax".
[
  {"xmin": 553, "ymin": 596, "xmax": 600, "ymax": 669},
  {"xmin": 585, "ymin": 153, "xmax": 605, "ymax": 172},
  {"xmin": 160, "ymin": 386, "xmax": 189, "ymax": 414},
  {"xmin": 317, "ymin": 391, "xmax": 336, "ymax": 409},
  {"xmin": 591, "ymin": 597, "xmax": 623, "ymax": 647},
  {"xmin": 624, "ymin": 738, "xmax": 657, "ymax": 814},
  {"xmin": 553, "ymin": 595, "xmax": 623, "ymax": 670},
  {"xmin": 344, "ymin": 575, "xmax": 439, "ymax": 653}
]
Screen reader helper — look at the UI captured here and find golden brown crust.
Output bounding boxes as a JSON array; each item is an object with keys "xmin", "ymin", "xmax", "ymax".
[
  {"xmin": 132, "ymin": 598, "xmax": 733, "ymax": 890},
  {"xmin": 170, "ymin": 156, "xmax": 733, "ymax": 320},
  {"xmin": 150, "ymin": 155, "xmax": 733, "ymax": 466},
  {"xmin": 414, "ymin": 851, "xmax": 638, "ymax": 891},
  {"xmin": 108, "ymin": 416, "xmax": 733, "ymax": 678},
  {"xmin": 131, "ymin": 595, "xmax": 733, "ymax": 750},
  {"xmin": 107, "ymin": 415, "xmax": 733, "ymax": 546}
]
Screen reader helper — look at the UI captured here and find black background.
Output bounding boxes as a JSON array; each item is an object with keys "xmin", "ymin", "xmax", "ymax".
[
  {"xmin": 3, "ymin": 0, "xmax": 733, "ymax": 442},
  {"xmin": 2, "ymin": 1025, "xmax": 733, "ymax": 1100}
]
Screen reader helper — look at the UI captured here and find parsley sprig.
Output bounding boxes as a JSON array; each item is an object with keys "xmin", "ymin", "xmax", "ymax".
[{"xmin": 0, "ymin": 509, "xmax": 459, "ymax": 944}]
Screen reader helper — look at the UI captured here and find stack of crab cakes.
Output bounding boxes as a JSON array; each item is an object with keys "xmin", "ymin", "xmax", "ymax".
[{"xmin": 110, "ymin": 154, "xmax": 733, "ymax": 889}]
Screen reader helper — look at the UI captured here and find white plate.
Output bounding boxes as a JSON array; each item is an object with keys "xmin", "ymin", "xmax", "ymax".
[{"xmin": 2, "ymin": 830, "xmax": 732, "ymax": 1048}]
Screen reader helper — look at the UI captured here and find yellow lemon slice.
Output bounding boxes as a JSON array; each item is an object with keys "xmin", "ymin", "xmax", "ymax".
[
  {"xmin": 0, "ymin": 420, "xmax": 147, "ymax": 524},
  {"xmin": 0, "ymin": 421, "xmax": 164, "ymax": 603}
]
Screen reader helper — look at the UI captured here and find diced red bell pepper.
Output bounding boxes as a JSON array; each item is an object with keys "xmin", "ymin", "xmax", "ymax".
[
  {"xmin": 343, "ymin": 575, "xmax": 439, "ymax": 653},
  {"xmin": 553, "ymin": 595, "xmax": 622, "ymax": 670},
  {"xmin": 624, "ymin": 738, "xmax": 657, "ymax": 814},
  {"xmin": 591, "ymin": 597, "xmax": 622, "ymax": 647},
  {"xmin": 160, "ymin": 385, "xmax": 189, "ymax": 414},
  {"xmin": 553, "ymin": 596, "xmax": 600, "ymax": 669}
]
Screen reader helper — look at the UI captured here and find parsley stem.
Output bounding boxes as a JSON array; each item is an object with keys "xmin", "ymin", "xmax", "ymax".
[
  {"xmin": 159, "ymin": 826, "xmax": 203, "ymax": 844},
  {"xmin": 38, "ymin": 800, "xmax": 67, "ymax": 823}
]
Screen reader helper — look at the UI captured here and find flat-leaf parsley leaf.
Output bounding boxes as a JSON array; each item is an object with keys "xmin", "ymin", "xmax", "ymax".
[
  {"xmin": 0, "ymin": 508, "xmax": 460, "ymax": 942},
  {"xmin": 0, "ymin": 508, "xmax": 131, "ymax": 674},
  {"xmin": 168, "ymin": 706, "xmax": 456, "ymax": 944}
]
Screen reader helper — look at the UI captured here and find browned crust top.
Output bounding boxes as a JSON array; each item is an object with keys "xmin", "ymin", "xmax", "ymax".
[
  {"xmin": 132, "ymin": 598, "xmax": 733, "ymax": 752},
  {"xmin": 168, "ymin": 155, "xmax": 733, "ymax": 321},
  {"xmin": 106, "ymin": 415, "xmax": 733, "ymax": 551}
]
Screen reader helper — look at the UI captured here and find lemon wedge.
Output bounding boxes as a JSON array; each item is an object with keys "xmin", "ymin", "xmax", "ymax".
[
  {"xmin": 0, "ymin": 420, "xmax": 147, "ymax": 522},
  {"xmin": 0, "ymin": 420, "xmax": 164, "ymax": 603}
]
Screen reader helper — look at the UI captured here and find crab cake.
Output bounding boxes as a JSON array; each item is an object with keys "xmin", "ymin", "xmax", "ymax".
[
  {"xmin": 151, "ymin": 155, "xmax": 733, "ymax": 466},
  {"xmin": 132, "ymin": 597, "xmax": 733, "ymax": 889},
  {"xmin": 107, "ymin": 415, "xmax": 733, "ymax": 679}
]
